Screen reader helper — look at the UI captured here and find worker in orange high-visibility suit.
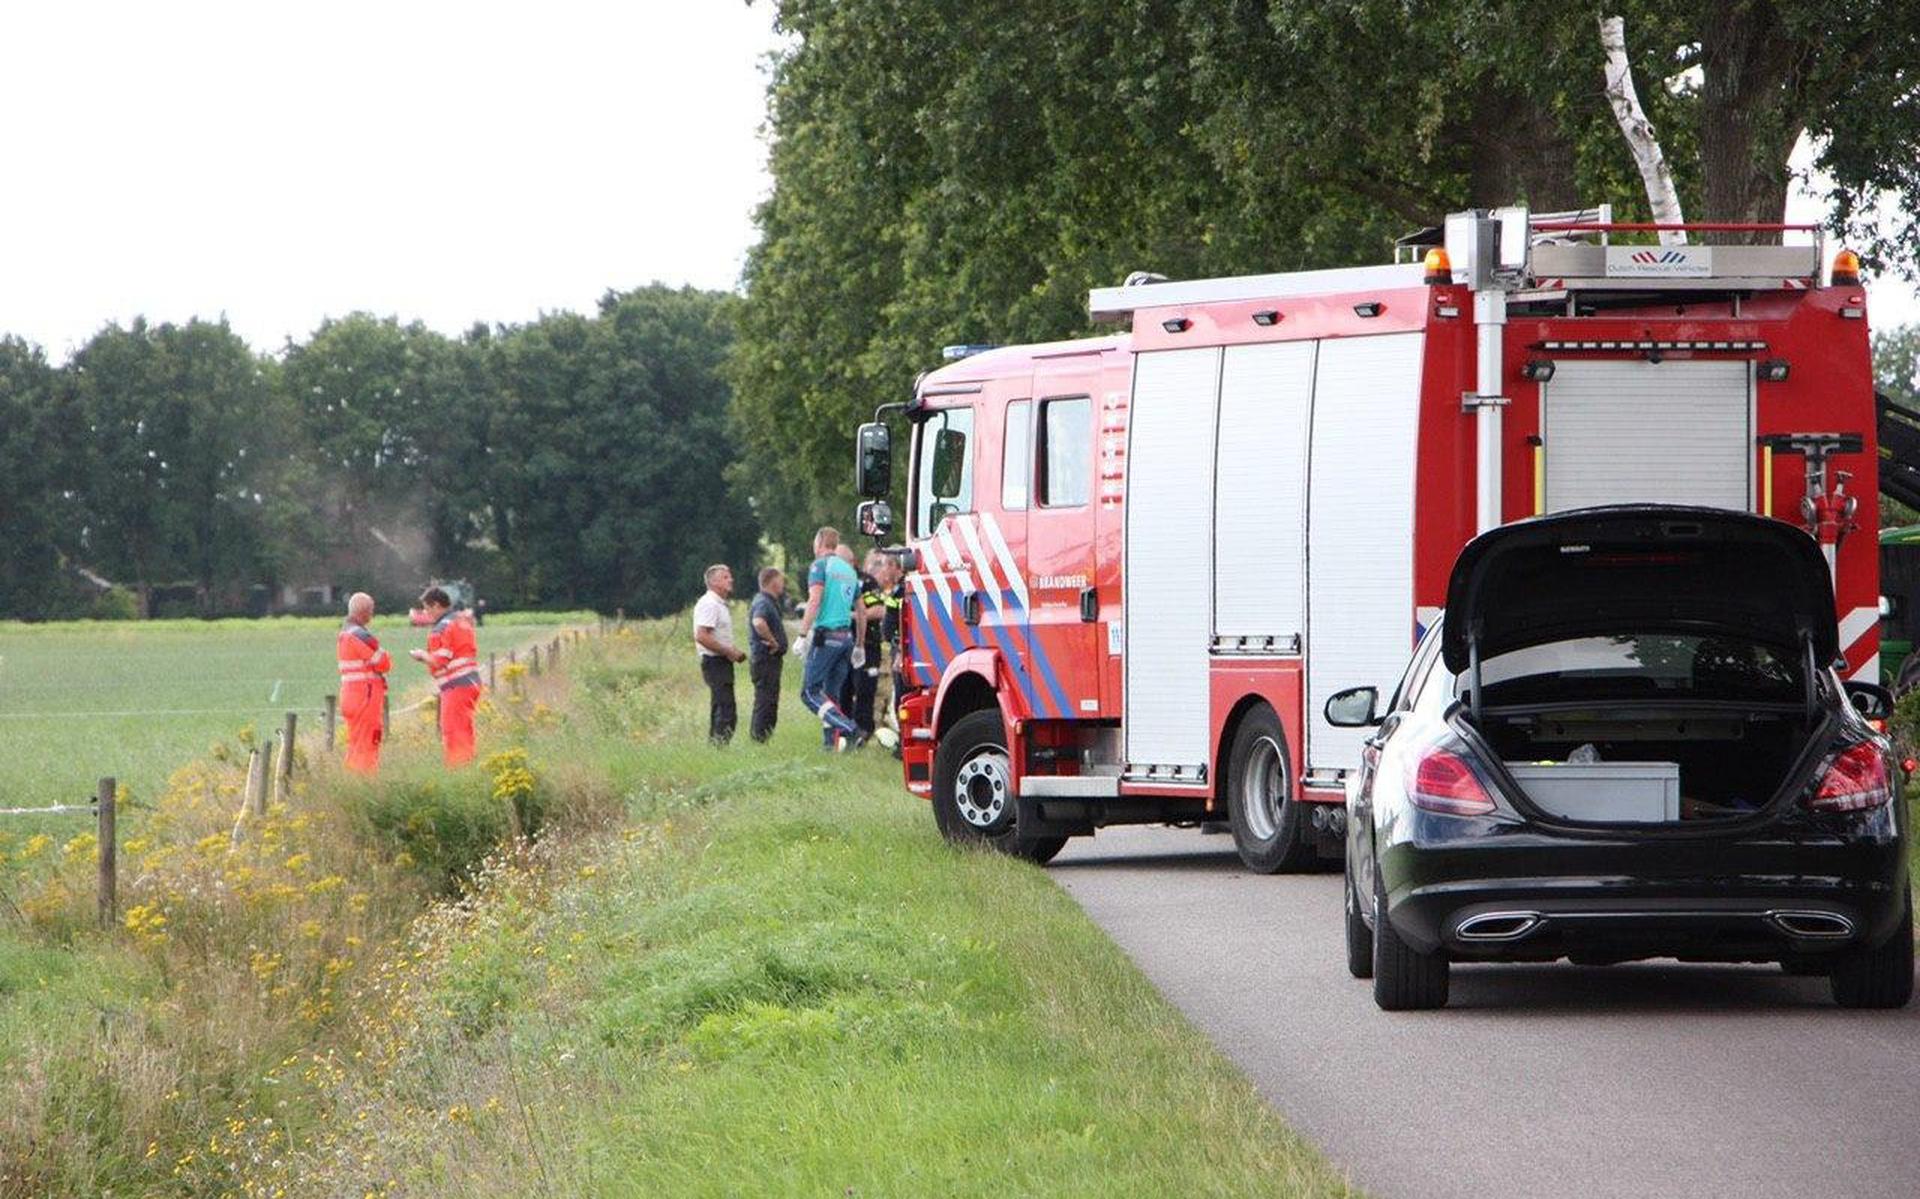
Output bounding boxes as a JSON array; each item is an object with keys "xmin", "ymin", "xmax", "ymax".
[
  {"xmin": 336, "ymin": 592, "xmax": 392, "ymax": 774},
  {"xmin": 409, "ymin": 586, "xmax": 481, "ymax": 766}
]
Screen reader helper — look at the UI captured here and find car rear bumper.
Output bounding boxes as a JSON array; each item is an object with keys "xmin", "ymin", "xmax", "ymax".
[{"xmin": 1384, "ymin": 831, "xmax": 1909, "ymax": 961}]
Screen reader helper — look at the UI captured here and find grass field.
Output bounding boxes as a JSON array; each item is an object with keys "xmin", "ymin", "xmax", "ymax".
[
  {"xmin": 0, "ymin": 615, "xmax": 1354, "ymax": 1197},
  {"xmin": 0, "ymin": 613, "xmax": 588, "ymax": 818}
]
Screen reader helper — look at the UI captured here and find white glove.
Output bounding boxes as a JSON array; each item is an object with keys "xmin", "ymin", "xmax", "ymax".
[
  {"xmin": 850, "ymin": 643, "xmax": 866, "ymax": 669},
  {"xmin": 794, "ymin": 634, "xmax": 810, "ymax": 661}
]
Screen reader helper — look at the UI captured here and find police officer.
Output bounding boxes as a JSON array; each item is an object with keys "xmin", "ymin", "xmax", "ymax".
[{"xmin": 846, "ymin": 550, "xmax": 895, "ymax": 743}]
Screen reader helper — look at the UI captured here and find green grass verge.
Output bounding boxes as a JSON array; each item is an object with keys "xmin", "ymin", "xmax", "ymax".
[
  {"xmin": 356, "ymin": 766, "xmax": 1347, "ymax": 1196},
  {"xmin": 282, "ymin": 624, "xmax": 1352, "ymax": 1196},
  {"xmin": 0, "ymin": 618, "xmax": 1352, "ymax": 1196}
]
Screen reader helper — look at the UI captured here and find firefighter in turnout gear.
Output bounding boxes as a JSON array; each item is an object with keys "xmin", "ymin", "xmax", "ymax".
[
  {"xmin": 337, "ymin": 591, "xmax": 392, "ymax": 774},
  {"xmin": 409, "ymin": 586, "xmax": 481, "ymax": 766}
]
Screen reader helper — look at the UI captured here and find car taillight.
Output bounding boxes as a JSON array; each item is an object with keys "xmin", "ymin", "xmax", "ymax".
[
  {"xmin": 1407, "ymin": 747, "xmax": 1497, "ymax": 817},
  {"xmin": 1807, "ymin": 742, "xmax": 1893, "ymax": 813}
]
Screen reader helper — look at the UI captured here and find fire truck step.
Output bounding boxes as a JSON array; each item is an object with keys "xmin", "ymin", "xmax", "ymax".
[{"xmin": 1019, "ymin": 776, "xmax": 1122, "ymax": 799}]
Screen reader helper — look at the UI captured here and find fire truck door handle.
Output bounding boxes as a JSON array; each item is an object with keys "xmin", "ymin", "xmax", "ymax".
[
  {"xmin": 1079, "ymin": 587, "xmax": 1098, "ymax": 623},
  {"xmin": 962, "ymin": 591, "xmax": 982, "ymax": 626}
]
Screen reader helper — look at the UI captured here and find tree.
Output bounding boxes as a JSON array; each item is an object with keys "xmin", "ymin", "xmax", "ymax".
[
  {"xmin": 64, "ymin": 320, "xmax": 185, "ymax": 613},
  {"xmin": 489, "ymin": 286, "xmax": 758, "ymax": 614},
  {"xmin": 149, "ymin": 320, "xmax": 277, "ymax": 611},
  {"xmin": 281, "ymin": 314, "xmax": 475, "ymax": 596},
  {"xmin": 733, "ymin": 0, "xmax": 1330, "ymax": 556},
  {"xmin": 0, "ymin": 338, "xmax": 76, "ymax": 617},
  {"xmin": 60, "ymin": 319, "xmax": 278, "ymax": 614}
]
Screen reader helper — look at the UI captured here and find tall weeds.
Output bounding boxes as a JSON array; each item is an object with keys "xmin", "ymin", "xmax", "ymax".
[{"xmin": 0, "ymin": 633, "xmax": 621, "ymax": 1197}]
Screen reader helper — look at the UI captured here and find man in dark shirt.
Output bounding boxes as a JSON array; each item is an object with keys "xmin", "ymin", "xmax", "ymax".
[{"xmin": 747, "ymin": 567, "xmax": 789, "ymax": 742}]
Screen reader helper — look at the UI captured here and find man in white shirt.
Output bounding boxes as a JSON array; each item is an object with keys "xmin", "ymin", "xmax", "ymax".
[{"xmin": 693, "ymin": 563, "xmax": 746, "ymax": 744}]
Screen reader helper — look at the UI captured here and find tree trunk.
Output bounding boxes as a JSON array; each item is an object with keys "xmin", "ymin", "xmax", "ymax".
[
  {"xmin": 1465, "ymin": 86, "xmax": 1581, "ymax": 212},
  {"xmin": 1599, "ymin": 15, "xmax": 1688, "ymax": 244},
  {"xmin": 1696, "ymin": 0, "xmax": 1801, "ymax": 238}
]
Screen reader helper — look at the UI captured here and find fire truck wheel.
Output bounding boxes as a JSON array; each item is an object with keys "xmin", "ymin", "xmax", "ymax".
[
  {"xmin": 933, "ymin": 710, "xmax": 1067, "ymax": 865},
  {"xmin": 1226, "ymin": 706, "xmax": 1313, "ymax": 874}
]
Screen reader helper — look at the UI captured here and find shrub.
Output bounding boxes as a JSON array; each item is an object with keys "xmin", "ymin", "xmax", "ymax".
[
  {"xmin": 89, "ymin": 586, "xmax": 139, "ymax": 621},
  {"xmin": 358, "ymin": 771, "xmax": 527, "ymax": 891}
]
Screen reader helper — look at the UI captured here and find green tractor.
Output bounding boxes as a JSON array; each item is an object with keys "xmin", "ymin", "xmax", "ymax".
[{"xmin": 1883, "ymin": 525, "xmax": 1920, "ymax": 691}]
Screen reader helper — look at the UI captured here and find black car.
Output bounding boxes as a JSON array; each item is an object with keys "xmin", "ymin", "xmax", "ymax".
[{"xmin": 1331, "ymin": 505, "xmax": 1913, "ymax": 1011}]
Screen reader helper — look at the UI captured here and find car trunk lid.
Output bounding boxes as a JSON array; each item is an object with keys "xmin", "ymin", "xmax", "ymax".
[{"xmin": 1441, "ymin": 505, "xmax": 1838, "ymax": 680}]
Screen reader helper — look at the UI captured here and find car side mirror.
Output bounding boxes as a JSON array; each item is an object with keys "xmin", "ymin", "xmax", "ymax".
[
  {"xmin": 856, "ymin": 499, "xmax": 893, "ymax": 539},
  {"xmin": 927, "ymin": 501, "xmax": 958, "ymax": 529},
  {"xmin": 1845, "ymin": 681, "xmax": 1894, "ymax": 722},
  {"xmin": 855, "ymin": 422, "xmax": 892, "ymax": 499},
  {"xmin": 1324, "ymin": 685, "xmax": 1382, "ymax": 728}
]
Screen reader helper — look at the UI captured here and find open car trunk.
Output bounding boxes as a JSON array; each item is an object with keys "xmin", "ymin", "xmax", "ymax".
[
  {"xmin": 1443, "ymin": 506, "xmax": 1840, "ymax": 826},
  {"xmin": 1473, "ymin": 704, "xmax": 1819, "ymax": 821}
]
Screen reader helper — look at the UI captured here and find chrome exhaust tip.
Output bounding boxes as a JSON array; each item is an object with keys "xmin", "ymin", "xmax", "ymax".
[
  {"xmin": 1455, "ymin": 911, "xmax": 1542, "ymax": 942},
  {"xmin": 1769, "ymin": 910, "xmax": 1855, "ymax": 939}
]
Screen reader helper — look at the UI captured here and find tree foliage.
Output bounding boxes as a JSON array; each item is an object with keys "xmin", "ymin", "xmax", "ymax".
[
  {"xmin": 0, "ymin": 287, "xmax": 756, "ymax": 620},
  {"xmin": 732, "ymin": 1, "xmax": 1920, "ymax": 550}
]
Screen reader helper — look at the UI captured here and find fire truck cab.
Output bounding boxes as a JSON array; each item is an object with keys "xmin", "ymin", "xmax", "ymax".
[{"xmin": 858, "ymin": 206, "xmax": 1879, "ymax": 871}]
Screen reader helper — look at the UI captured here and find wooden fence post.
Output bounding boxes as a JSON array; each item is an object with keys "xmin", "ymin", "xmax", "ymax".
[
  {"xmin": 550, "ymin": 637, "xmax": 560, "ymax": 666},
  {"xmin": 241, "ymin": 748, "xmax": 260, "ymax": 815},
  {"xmin": 530, "ymin": 645, "xmax": 542, "ymax": 676},
  {"xmin": 488, "ymin": 651, "xmax": 497, "ymax": 690},
  {"xmin": 277, "ymin": 711, "xmax": 298, "ymax": 804},
  {"xmin": 96, "ymin": 778, "xmax": 116, "ymax": 928},
  {"xmin": 323, "ymin": 693, "xmax": 337, "ymax": 751},
  {"xmin": 251, "ymin": 742, "xmax": 271, "ymax": 817}
]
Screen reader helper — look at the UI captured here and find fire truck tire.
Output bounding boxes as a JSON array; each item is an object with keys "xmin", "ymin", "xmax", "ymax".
[
  {"xmin": 1225, "ymin": 706, "xmax": 1313, "ymax": 873},
  {"xmin": 933, "ymin": 710, "xmax": 1067, "ymax": 865}
]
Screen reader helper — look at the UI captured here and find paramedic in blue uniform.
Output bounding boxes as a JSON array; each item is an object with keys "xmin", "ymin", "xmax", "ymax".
[{"xmin": 798, "ymin": 526, "xmax": 865, "ymax": 750}]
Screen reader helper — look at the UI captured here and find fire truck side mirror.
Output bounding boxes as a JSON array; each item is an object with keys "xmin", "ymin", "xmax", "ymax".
[
  {"xmin": 856, "ymin": 422, "xmax": 892, "ymax": 499},
  {"xmin": 857, "ymin": 499, "xmax": 894, "ymax": 540}
]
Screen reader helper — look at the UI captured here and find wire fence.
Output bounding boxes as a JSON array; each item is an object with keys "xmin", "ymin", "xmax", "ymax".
[{"xmin": 0, "ymin": 626, "xmax": 600, "ymax": 930}]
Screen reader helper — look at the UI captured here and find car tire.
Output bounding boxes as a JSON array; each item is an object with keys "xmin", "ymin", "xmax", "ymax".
[
  {"xmin": 1372, "ymin": 866, "xmax": 1448, "ymax": 1010},
  {"xmin": 1345, "ymin": 866, "xmax": 1373, "ymax": 979},
  {"xmin": 1830, "ymin": 898, "xmax": 1915, "ymax": 1009},
  {"xmin": 932, "ymin": 709, "xmax": 1067, "ymax": 865},
  {"xmin": 1226, "ymin": 706, "xmax": 1313, "ymax": 874}
]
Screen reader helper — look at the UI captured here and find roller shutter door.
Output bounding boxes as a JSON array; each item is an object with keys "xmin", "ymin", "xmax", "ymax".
[
  {"xmin": 1214, "ymin": 340, "xmax": 1315, "ymax": 646},
  {"xmin": 1123, "ymin": 347, "xmax": 1220, "ymax": 778},
  {"xmin": 1306, "ymin": 332, "xmax": 1425, "ymax": 775},
  {"xmin": 1543, "ymin": 359, "xmax": 1751, "ymax": 512}
]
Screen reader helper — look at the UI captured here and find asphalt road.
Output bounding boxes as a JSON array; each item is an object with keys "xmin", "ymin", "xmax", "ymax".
[{"xmin": 1052, "ymin": 825, "xmax": 1920, "ymax": 1199}]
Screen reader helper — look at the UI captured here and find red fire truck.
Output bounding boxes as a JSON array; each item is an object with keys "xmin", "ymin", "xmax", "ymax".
[{"xmin": 851, "ymin": 206, "xmax": 1880, "ymax": 872}]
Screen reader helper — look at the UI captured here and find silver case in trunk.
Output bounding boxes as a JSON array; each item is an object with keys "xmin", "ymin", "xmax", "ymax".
[{"xmin": 1506, "ymin": 761, "xmax": 1681, "ymax": 823}]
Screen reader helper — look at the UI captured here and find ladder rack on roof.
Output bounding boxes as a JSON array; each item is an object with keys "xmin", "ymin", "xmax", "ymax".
[{"xmin": 1093, "ymin": 204, "xmax": 1834, "ymax": 321}]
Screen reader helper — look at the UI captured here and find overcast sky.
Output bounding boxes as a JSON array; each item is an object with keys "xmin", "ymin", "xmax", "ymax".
[
  {"xmin": 1, "ymin": 4, "xmax": 1911, "ymax": 362},
  {"xmin": 0, "ymin": 1, "xmax": 780, "ymax": 359}
]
